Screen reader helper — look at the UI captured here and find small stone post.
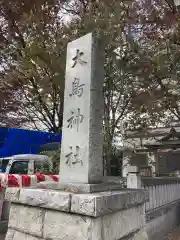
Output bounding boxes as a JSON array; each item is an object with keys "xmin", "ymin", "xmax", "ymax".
[
  {"xmin": 127, "ymin": 166, "xmax": 143, "ymax": 189},
  {"xmin": 147, "ymin": 152, "xmax": 156, "ymax": 177}
]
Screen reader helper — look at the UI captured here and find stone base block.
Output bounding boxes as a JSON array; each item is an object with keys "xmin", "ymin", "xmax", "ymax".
[
  {"xmin": 6, "ymin": 203, "xmax": 146, "ymax": 240},
  {"xmin": 5, "ymin": 187, "xmax": 149, "ymax": 240},
  {"xmin": 6, "ymin": 228, "xmax": 149, "ymax": 240},
  {"xmin": 5, "ymin": 187, "xmax": 148, "ymax": 217},
  {"xmin": 5, "ymin": 229, "xmax": 41, "ymax": 240},
  {"xmin": 36, "ymin": 181, "xmax": 124, "ymax": 193}
]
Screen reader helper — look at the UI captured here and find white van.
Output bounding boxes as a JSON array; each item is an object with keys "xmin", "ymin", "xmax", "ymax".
[{"xmin": 0, "ymin": 154, "xmax": 52, "ymax": 175}]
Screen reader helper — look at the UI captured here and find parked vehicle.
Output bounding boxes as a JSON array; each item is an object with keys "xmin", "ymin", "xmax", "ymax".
[
  {"xmin": 0, "ymin": 154, "xmax": 52, "ymax": 175},
  {"xmin": 0, "ymin": 154, "xmax": 58, "ymax": 225}
]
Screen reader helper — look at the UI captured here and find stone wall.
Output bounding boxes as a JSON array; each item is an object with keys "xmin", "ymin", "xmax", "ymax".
[
  {"xmin": 127, "ymin": 173, "xmax": 180, "ymax": 239},
  {"xmin": 146, "ymin": 201, "xmax": 180, "ymax": 240},
  {"xmin": 144, "ymin": 178, "xmax": 180, "ymax": 240},
  {"xmin": 5, "ymin": 187, "xmax": 149, "ymax": 240}
]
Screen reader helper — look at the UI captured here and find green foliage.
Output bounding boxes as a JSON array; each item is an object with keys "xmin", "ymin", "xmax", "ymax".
[{"xmin": 40, "ymin": 150, "xmax": 60, "ymax": 174}]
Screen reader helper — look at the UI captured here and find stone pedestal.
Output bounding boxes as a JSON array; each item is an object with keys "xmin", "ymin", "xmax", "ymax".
[
  {"xmin": 36, "ymin": 179, "xmax": 124, "ymax": 193},
  {"xmin": 5, "ymin": 187, "xmax": 149, "ymax": 240}
]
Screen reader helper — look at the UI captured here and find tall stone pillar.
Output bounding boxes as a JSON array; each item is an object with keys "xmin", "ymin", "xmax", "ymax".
[
  {"xmin": 5, "ymin": 33, "xmax": 148, "ymax": 240},
  {"xmin": 59, "ymin": 32, "xmax": 104, "ymax": 185},
  {"xmin": 56, "ymin": 32, "xmax": 127, "ymax": 192}
]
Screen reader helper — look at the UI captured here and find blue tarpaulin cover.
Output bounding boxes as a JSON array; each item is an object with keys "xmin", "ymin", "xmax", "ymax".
[{"xmin": 0, "ymin": 127, "xmax": 61, "ymax": 157}]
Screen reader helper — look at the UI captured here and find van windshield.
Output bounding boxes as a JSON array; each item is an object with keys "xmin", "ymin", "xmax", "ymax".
[{"xmin": 0, "ymin": 159, "xmax": 10, "ymax": 173}]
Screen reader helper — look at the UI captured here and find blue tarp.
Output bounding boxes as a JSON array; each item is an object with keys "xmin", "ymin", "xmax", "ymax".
[{"xmin": 0, "ymin": 127, "xmax": 61, "ymax": 157}]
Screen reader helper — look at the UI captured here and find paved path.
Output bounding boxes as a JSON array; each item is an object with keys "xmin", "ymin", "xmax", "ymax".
[
  {"xmin": 0, "ymin": 234, "xmax": 5, "ymax": 240},
  {"xmin": 165, "ymin": 227, "xmax": 180, "ymax": 240}
]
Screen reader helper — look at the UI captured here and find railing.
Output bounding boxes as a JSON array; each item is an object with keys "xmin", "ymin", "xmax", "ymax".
[{"xmin": 142, "ymin": 177, "xmax": 180, "ymax": 212}]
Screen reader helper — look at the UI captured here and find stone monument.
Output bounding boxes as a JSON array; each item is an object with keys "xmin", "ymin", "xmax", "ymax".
[
  {"xmin": 4, "ymin": 33, "xmax": 149, "ymax": 240},
  {"xmin": 60, "ymin": 32, "xmax": 104, "ymax": 184},
  {"xmin": 58, "ymin": 32, "xmax": 125, "ymax": 192}
]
